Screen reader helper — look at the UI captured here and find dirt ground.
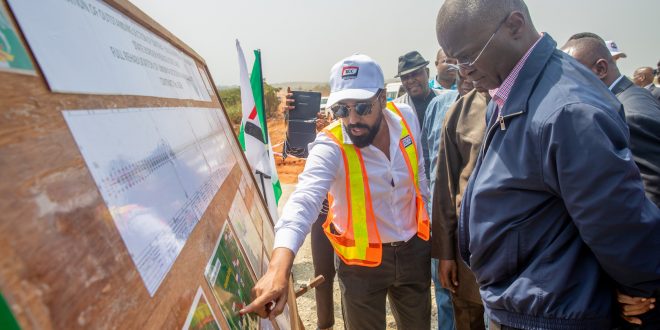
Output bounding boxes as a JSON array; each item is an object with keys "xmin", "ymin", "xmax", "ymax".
[
  {"xmin": 267, "ymin": 116, "xmax": 306, "ymax": 185},
  {"xmin": 267, "ymin": 89, "xmax": 307, "ymax": 185}
]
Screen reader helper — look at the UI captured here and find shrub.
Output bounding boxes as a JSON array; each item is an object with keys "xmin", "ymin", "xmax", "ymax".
[{"xmin": 218, "ymin": 82, "xmax": 281, "ymax": 126}]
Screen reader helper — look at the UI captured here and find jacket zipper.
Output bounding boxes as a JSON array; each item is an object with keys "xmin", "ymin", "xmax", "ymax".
[
  {"xmin": 460, "ymin": 110, "xmax": 524, "ymax": 265},
  {"xmin": 479, "ymin": 111, "xmax": 524, "ymax": 159}
]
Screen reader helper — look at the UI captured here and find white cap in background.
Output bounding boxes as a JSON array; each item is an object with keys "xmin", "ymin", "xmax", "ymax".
[{"xmin": 605, "ymin": 40, "xmax": 627, "ymax": 60}]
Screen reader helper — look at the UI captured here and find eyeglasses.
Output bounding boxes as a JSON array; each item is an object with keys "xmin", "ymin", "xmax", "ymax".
[
  {"xmin": 330, "ymin": 90, "xmax": 382, "ymax": 118},
  {"xmin": 456, "ymin": 14, "xmax": 510, "ymax": 69}
]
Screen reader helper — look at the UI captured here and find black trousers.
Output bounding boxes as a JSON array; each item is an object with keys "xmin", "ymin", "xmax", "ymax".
[
  {"xmin": 311, "ymin": 201, "xmax": 335, "ymax": 329},
  {"xmin": 336, "ymin": 235, "xmax": 432, "ymax": 330}
]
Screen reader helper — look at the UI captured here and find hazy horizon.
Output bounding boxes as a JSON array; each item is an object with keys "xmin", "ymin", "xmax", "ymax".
[{"xmin": 129, "ymin": 0, "xmax": 658, "ymax": 86}]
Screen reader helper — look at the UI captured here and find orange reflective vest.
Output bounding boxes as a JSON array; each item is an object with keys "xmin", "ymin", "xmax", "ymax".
[{"xmin": 321, "ymin": 102, "xmax": 430, "ymax": 267}]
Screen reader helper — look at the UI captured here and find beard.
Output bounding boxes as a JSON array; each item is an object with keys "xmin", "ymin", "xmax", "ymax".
[{"xmin": 346, "ymin": 111, "xmax": 383, "ymax": 148}]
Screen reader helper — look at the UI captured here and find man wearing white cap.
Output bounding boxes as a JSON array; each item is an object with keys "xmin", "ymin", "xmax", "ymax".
[
  {"xmin": 241, "ymin": 54, "xmax": 432, "ymax": 329},
  {"xmin": 606, "ymin": 40, "xmax": 627, "ymax": 61}
]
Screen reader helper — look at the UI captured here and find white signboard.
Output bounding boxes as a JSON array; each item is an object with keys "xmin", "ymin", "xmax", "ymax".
[
  {"xmin": 8, "ymin": 0, "xmax": 211, "ymax": 101},
  {"xmin": 63, "ymin": 107, "xmax": 236, "ymax": 295}
]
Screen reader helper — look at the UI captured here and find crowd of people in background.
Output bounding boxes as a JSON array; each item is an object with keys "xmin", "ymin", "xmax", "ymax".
[{"xmin": 243, "ymin": 0, "xmax": 660, "ymax": 329}]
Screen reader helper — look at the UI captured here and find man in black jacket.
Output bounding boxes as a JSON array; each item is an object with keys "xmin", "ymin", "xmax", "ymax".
[{"xmin": 562, "ymin": 33, "xmax": 660, "ymax": 208}]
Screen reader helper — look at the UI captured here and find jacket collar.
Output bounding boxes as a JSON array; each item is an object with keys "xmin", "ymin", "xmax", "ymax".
[
  {"xmin": 610, "ymin": 75, "xmax": 634, "ymax": 96},
  {"xmin": 499, "ymin": 33, "xmax": 557, "ymax": 117}
]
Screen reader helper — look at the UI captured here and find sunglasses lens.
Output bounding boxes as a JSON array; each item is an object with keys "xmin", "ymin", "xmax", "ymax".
[
  {"xmin": 354, "ymin": 103, "xmax": 371, "ymax": 116},
  {"xmin": 331, "ymin": 104, "xmax": 349, "ymax": 118}
]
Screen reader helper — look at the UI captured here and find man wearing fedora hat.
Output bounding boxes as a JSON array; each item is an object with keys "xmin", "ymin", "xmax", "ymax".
[
  {"xmin": 394, "ymin": 51, "xmax": 444, "ymax": 125},
  {"xmin": 242, "ymin": 54, "xmax": 433, "ymax": 329},
  {"xmin": 395, "ymin": 50, "xmax": 459, "ymax": 330},
  {"xmin": 394, "ymin": 51, "xmax": 456, "ymax": 186}
]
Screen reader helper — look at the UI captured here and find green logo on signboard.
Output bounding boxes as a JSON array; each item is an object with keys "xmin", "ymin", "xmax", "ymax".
[{"xmin": 0, "ymin": 6, "xmax": 34, "ymax": 73}]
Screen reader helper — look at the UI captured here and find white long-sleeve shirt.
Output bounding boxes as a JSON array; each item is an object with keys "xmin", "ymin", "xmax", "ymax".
[{"xmin": 274, "ymin": 103, "xmax": 430, "ymax": 254}]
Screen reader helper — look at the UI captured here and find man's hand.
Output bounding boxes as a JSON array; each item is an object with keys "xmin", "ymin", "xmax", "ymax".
[
  {"xmin": 439, "ymin": 259, "xmax": 459, "ymax": 294},
  {"xmin": 240, "ymin": 248, "xmax": 295, "ymax": 318},
  {"xmin": 617, "ymin": 291, "xmax": 656, "ymax": 325},
  {"xmin": 282, "ymin": 87, "xmax": 295, "ymax": 112}
]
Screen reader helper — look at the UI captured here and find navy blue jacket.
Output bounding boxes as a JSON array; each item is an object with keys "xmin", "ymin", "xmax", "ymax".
[
  {"xmin": 459, "ymin": 34, "xmax": 660, "ymax": 329},
  {"xmin": 611, "ymin": 76, "xmax": 660, "ymax": 207}
]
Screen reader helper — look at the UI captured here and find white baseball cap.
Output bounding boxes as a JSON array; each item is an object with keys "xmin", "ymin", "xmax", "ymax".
[
  {"xmin": 326, "ymin": 54, "xmax": 385, "ymax": 108},
  {"xmin": 605, "ymin": 40, "xmax": 627, "ymax": 59}
]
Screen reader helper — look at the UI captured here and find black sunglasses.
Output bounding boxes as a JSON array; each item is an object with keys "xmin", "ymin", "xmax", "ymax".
[{"xmin": 330, "ymin": 90, "xmax": 382, "ymax": 118}]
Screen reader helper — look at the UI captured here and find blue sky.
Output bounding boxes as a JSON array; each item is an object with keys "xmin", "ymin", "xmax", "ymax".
[{"xmin": 130, "ymin": 0, "xmax": 658, "ymax": 86}]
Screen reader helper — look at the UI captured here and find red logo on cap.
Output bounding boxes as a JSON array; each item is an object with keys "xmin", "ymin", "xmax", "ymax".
[{"xmin": 342, "ymin": 66, "xmax": 359, "ymax": 79}]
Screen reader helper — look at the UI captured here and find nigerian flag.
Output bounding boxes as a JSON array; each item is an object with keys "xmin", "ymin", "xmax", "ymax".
[{"xmin": 236, "ymin": 40, "xmax": 281, "ymax": 218}]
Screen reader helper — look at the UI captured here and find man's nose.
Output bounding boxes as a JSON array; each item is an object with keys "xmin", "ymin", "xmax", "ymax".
[{"xmin": 346, "ymin": 106, "xmax": 361, "ymax": 124}]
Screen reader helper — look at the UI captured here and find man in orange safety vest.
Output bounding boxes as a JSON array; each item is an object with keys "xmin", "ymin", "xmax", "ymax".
[{"xmin": 241, "ymin": 54, "xmax": 432, "ymax": 329}]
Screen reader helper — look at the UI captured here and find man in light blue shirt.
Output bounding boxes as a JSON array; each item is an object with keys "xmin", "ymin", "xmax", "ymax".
[
  {"xmin": 423, "ymin": 91, "xmax": 460, "ymax": 205},
  {"xmin": 429, "ymin": 49, "xmax": 458, "ymax": 91}
]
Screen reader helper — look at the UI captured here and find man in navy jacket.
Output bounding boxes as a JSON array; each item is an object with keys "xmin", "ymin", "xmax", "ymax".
[
  {"xmin": 436, "ymin": 0, "xmax": 660, "ymax": 329},
  {"xmin": 561, "ymin": 33, "xmax": 660, "ymax": 209}
]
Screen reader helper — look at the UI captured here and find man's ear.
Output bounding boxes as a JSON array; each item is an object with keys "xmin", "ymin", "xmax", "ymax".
[
  {"xmin": 506, "ymin": 11, "xmax": 525, "ymax": 39},
  {"xmin": 592, "ymin": 59, "xmax": 609, "ymax": 80}
]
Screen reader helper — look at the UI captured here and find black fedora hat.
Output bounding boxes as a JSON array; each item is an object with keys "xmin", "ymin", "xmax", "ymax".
[{"xmin": 395, "ymin": 51, "xmax": 430, "ymax": 78}]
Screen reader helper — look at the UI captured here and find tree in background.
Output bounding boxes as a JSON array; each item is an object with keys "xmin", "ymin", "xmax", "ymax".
[{"xmin": 219, "ymin": 82, "xmax": 281, "ymax": 129}]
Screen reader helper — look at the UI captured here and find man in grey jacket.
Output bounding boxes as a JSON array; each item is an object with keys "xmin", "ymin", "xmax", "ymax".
[
  {"xmin": 436, "ymin": 0, "xmax": 660, "ymax": 329},
  {"xmin": 633, "ymin": 66, "xmax": 660, "ymax": 102},
  {"xmin": 562, "ymin": 33, "xmax": 660, "ymax": 208}
]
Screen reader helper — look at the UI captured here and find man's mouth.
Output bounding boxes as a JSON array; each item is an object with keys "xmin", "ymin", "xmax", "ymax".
[{"xmin": 350, "ymin": 127, "xmax": 367, "ymax": 135}]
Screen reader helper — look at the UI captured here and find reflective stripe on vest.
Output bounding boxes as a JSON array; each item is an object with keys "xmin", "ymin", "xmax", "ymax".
[{"xmin": 322, "ymin": 102, "xmax": 430, "ymax": 267}]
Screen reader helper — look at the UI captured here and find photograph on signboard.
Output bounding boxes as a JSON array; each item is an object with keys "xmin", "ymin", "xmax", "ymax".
[
  {"xmin": 62, "ymin": 107, "xmax": 236, "ymax": 296},
  {"xmin": 228, "ymin": 193, "xmax": 263, "ymax": 275},
  {"xmin": 0, "ymin": 4, "xmax": 34, "ymax": 75},
  {"xmin": 181, "ymin": 287, "xmax": 222, "ymax": 330},
  {"xmin": 204, "ymin": 223, "xmax": 259, "ymax": 330},
  {"xmin": 244, "ymin": 190, "xmax": 264, "ymax": 238},
  {"xmin": 259, "ymin": 202, "xmax": 275, "ymax": 253},
  {"xmin": 7, "ymin": 0, "xmax": 210, "ymax": 100}
]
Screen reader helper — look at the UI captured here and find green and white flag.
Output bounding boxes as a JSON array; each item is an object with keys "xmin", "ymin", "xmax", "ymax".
[{"xmin": 236, "ymin": 40, "xmax": 281, "ymax": 218}]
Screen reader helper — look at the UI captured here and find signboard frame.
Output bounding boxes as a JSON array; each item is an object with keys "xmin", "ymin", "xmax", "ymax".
[{"xmin": 0, "ymin": 0, "xmax": 301, "ymax": 329}]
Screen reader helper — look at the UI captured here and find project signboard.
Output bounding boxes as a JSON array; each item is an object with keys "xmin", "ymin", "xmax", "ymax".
[{"xmin": 0, "ymin": 0, "xmax": 301, "ymax": 329}]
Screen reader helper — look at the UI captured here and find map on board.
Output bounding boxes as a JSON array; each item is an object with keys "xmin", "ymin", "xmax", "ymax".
[
  {"xmin": 204, "ymin": 223, "xmax": 259, "ymax": 330},
  {"xmin": 182, "ymin": 287, "xmax": 222, "ymax": 330},
  {"xmin": 228, "ymin": 193, "xmax": 263, "ymax": 277},
  {"xmin": 63, "ymin": 107, "xmax": 236, "ymax": 296}
]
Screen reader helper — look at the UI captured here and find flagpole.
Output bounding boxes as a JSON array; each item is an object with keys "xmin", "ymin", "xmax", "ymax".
[
  {"xmin": 255, "ymin": 49, "xmax": 269, "ymax": 146},
  {"xmin": 255, "ymin": 169, "xmax": 272, "ymax": 207}
]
